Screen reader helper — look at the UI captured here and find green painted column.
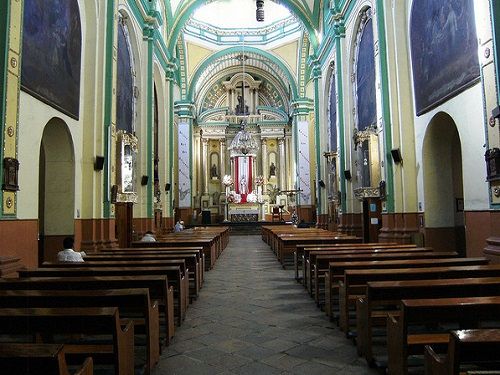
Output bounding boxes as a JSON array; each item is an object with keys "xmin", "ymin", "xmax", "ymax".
[
  {"xmin": 375, "ymin": 0, "xmax": 395, "ymax": 212},
  {"xmin": 312, "ymin": 62, "xmax": 323, "ymax": 215},
  {"xmin": 166, "ymin": 66, "xmax": 175, "ymax": 217},
  {"xmin": 103, "ymin": 0, "xmax": 117, "ymax": 218},
  {"xmin": 334, "ymin": 21, "xmax": 347, "ymax": 213},
  {"xmin": 0, "ymin": 0, "xmax": 23, "ymax": 217},
  {"xmin": 0, "ymin": 1, "xmax": 10, "ymax": 213},
  {"xmin": 144, "ymin": 25, "xmax": 154, "ymax": 218}
]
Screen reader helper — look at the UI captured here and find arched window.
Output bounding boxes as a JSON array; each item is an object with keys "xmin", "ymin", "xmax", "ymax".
[
  {"xmin": 117, "ymin": 17, "xmax": 135, "ymax": 134},
  {"xmin": 21, "ymin": 0, "xmax": 82, "ymax": 118}
]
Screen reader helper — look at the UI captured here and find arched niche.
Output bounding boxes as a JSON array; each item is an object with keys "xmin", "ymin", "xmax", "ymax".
[
  {"xmin": 39, "ymin": 118, "xmax": 75, "ymax": 263},
  {"xmin": 423, "ymin": 112, "xmax": 465, "ymax": 254}
]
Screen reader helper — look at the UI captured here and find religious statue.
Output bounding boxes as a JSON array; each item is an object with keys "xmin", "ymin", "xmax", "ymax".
[
  {"xmin": 240, "ymin": 175, "xmax": 248, "ymax": 194},
  {"xmin": 269, "ymin": 162, "xmax": 276, "ymax": 178},
  {"xmin": 235, "ymin": 95, "xmax": 249, "ymax": 115},
  {"xmin": 210, "ymin": 163, "xmax": 218, "ymax": 178}
]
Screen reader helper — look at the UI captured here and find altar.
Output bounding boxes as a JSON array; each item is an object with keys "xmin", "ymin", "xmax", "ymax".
[{"xmin": 228, "ymin": 203, "xmax": 259, "ymax": 222}]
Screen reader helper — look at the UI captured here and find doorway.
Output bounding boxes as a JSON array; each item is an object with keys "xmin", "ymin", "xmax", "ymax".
[
  {"xmin": 423, "ymin": 112, "xmax": 465, "ymax": 255},
  {"xmin": 38, "ymin": 118, "xmax": 75, "ymax": 263}
]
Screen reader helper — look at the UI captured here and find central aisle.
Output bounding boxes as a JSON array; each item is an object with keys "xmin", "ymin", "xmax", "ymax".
[{"xmin": 153, "ymin": 235, "xmax": 379, "ymax": 375}]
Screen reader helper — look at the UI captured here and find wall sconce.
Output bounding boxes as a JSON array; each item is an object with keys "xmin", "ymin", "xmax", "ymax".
[
  {"xmin": 94, "ymin": 156, "xmax": 105, "ymax": 171},
  {"xmin": 2, "ymin": 157, "xmax": 19, "ymax": 191},
  {"xmin": 256, "ymin": 0, "xmax": 264, "ymax": 22}
]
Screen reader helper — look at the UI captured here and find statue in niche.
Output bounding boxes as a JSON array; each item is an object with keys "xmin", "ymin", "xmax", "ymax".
[
  {"xmin": 240, "ymin": 175, "xmax": 248, "ymax": 194},
  {"xmin": 210, "ymin": 164, "xmax": 218, "ymax": 179},
  {"xmin": 269, "ymin": 162, "xmax": 276, "ymax": 178},
  {"xmin": 235, "ymin": 95, "xmax": 249, "ymax": 115}
]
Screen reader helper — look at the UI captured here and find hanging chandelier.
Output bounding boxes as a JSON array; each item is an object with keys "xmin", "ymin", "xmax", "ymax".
[
  {"xmin": 256, "ymin": 0, "xmax": 264, "ymax": 22},
  {"xmin": 228, "ymin": 120, "xmax": 258, "ymax": 157}
]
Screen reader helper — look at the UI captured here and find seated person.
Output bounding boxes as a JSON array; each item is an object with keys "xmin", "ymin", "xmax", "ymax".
[
  {"xmin": 297, "ymin": 219, "xmax": 310, "ymax": 228},
  {"xmin": 174, "ymin": 220, "xmax": 185, "ymax": 232},
  {"xmin": 57, "ymin": 237, "xmax": 86, "ymax": 262},
  {"xmin": 140, "ymin": 231, "xmax": 156, "ymax": 242}
]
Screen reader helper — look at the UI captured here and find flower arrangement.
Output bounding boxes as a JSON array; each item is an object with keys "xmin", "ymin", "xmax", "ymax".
[
  {"xmin": 222, "ymin": 175, "xmax": 233, "ymax": 187},
  {"xmin": 254, "ymin": 175, "xmax": 264, "ymax": 186},
  {"xmin": 246, "ymin": 192, "xmax": 257, "ymax": 203}
]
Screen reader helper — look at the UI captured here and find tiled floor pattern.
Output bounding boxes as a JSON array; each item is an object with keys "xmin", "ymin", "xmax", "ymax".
[{"xmin": 152, "ymin": 235, "xmax": 380, "ymax": 375}]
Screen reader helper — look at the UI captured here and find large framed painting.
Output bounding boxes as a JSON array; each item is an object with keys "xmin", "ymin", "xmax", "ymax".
[
  {"xmin": 117, "ymin": 19, "xmax": 134, "ymax": 134},
  {"xmin": 355, "ymin": 13, "xmax": 376, "ymax": 131},
  {"xmin": 21, "ymin": 0, "xmax": 82, "ymax": 119},
  {"xmin": 410, "ymin": 0, "xmax": 480, "ymax": 115}
]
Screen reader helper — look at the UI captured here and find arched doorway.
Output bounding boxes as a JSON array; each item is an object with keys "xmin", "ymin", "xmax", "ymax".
[
  {"xmin": 423, "ymin": 112, "xmax": 465, "ymax": 254},
  {"xmin": 38, "ymin": 118, "xmax": 75, "ymax": 263}
]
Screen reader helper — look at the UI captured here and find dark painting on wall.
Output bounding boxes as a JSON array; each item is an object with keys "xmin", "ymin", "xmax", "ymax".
[
  {"xmin": 21, "ymin": 0, "xmax": 81, "ymax": 119},
  {"xmin": 117, "ymin": 21, "xmax": 134, "ymax": 134},
  {"xmin": 410, "ymin": 0, "xmax": 480, "ymax": 115},
  {"xmin": 329, "ymin": 73, "xmax": 337, "ymax": 150},
  {"xmin": 356, "ymin": 18, "xmax": 376, "ymax": 131}
]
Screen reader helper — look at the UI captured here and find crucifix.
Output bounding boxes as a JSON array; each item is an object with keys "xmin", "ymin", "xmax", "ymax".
[{"xmin": 235, "ymin": 80, "xmax": 250, "ymax": 115}]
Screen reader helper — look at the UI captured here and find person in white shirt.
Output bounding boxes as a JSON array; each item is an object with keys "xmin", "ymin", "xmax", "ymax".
[
  {"xmin": 140, "ymin": 231, "xmax": 156, "ymax": 242},
  {"xmin": 57, "ymin": 237, "xmax": 86, "ymax": 263}
]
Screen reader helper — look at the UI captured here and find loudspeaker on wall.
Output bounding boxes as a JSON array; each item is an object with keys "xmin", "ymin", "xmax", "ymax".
[
  {"xmin": 94, "ymin": 156, "xmax": 105, "ymax": 171},
  {"xmin": 141, "ymin": 175, "xmax": 149, "ymax": 186},
  {"xmin": 391, "ymin": 148, "xmax": 403, "ymax": 164},
  {"xmin": 343, "ymin": 170, "xmax": 352, "ymax": 180},
  {"xmin": 318, "ymin": 180, "xmax": 325, "ymax": 188},
  {"xmin": 165, "ymin": 183, "xmax": 171, "ymax": 192}
]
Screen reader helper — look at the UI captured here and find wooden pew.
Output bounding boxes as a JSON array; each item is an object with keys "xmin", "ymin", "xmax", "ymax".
[
  {"xmin": 309, "ymin": 248, "xmax": 435, "ymax": 299},
  {"xmin": 19, "ymin": 266, "xmax": 187, "ymax": 324},
  {"xmin": 387, "ymin": 296, "xmax": 500, "ymax": 375},
  {"xmin": 0, "ymin": 275, "xmax": 175, "ymax": 344},
  {"xmin": 0, "ymin": 307, "xmax": 134, "ymax": 375},
  {"xmin": 295, "ymin": 242, "xmax": 412, "ymax": 283},
  {"xmin": 102, "ymin": 247, "xmax": 205, "ymax": 287},
  {"xmin": 339, "ymin": 264, "xmax": 500, "ymax": 335},
  {"xmin": 83, "ymin": 252, "xmax": 201, "ymax": 300},
  {"xmin": 276, "ymin": 234, "xmax": 362, "ymax": 266},
  {"xmin": 311, "ymin": 251, "xmax": 457, "ymax": 304},
  {"xmin": 324, "ymin": 257, "xmax": 490, "ymax": 320},
  {"xmin": 356, "ymin": 277, "xmax": 500, "ymax": 366},
  {"xmin": 0, "ymin": 344, "xmax": 93, "ymax": 375},
  {"xmin": 0, "ymin": 288, "xmax": 159, "ymax": 374},
  {"xmin": 425, "ymin": 329, "xmax": 500, "ymax": 375}
]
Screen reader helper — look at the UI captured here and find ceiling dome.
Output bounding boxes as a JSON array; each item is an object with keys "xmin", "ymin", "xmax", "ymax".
[{"xmin": 192, "ymin": 0, "xmax": 292, "ymax": 29}]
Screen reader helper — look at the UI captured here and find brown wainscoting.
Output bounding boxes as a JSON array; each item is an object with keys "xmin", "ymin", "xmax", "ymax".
[
  {"xmin": 464, "ymin": 211, "xmax": 494, "ymax": 258},
  {"xmin": 379, "ymin": 212, "xmax": 422, "ymax": 244},
  {"xmin": 0, "ymin": 219, "xmax": 38, "ymax": 269},
  {"xmin": 76, "ymin": 218, "xmax": 118, "ymax": 252},
  {"xmin": 132, "ymin": 218, "xmax": 155, "ymax": 241},
  {"xmin": 296, "ymin": 206, "xmax": 314, "ymax": 223},
  {"xmin": 177, "ymin": 207, "xmax": 193, "ymax": 225},
  {"xmin": 423, "ymin": 227, "xmax": 458, "ymax": 252},
  {"xmin": 316, "ymin": 214, "xmax": 329, "ymax": 229},
  {"xmin": 162, "ymin": 217, "xmax": 174, "ymax": 233},
  {"xmin": 482, "ymin": 210, "xmax": 500, "ymax": 263},
  {"xmin": 44, "ymin": 235, "xmax": 69, "ymax": 263},
  {"xmin": 338, "ymin": 213, "xmax": 362, "ymax": 237}
]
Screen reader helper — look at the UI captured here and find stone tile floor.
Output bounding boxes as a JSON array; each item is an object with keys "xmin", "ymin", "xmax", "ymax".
[{"xmin": 152, "ymin": 235, "xmax": 381, "ymax": 375}]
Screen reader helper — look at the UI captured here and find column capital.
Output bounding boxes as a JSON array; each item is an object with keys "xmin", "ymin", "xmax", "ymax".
[
  {"xmin": 174, "ymin": 100, "xmax": 195, "ymax": 119},
  {"xmin": 278, "ymin": 138, "xmax": 285, "ymax": 146},
  {"xmin": 291, "ymin": 98, "xmax": 314, "ymax": 117}
]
